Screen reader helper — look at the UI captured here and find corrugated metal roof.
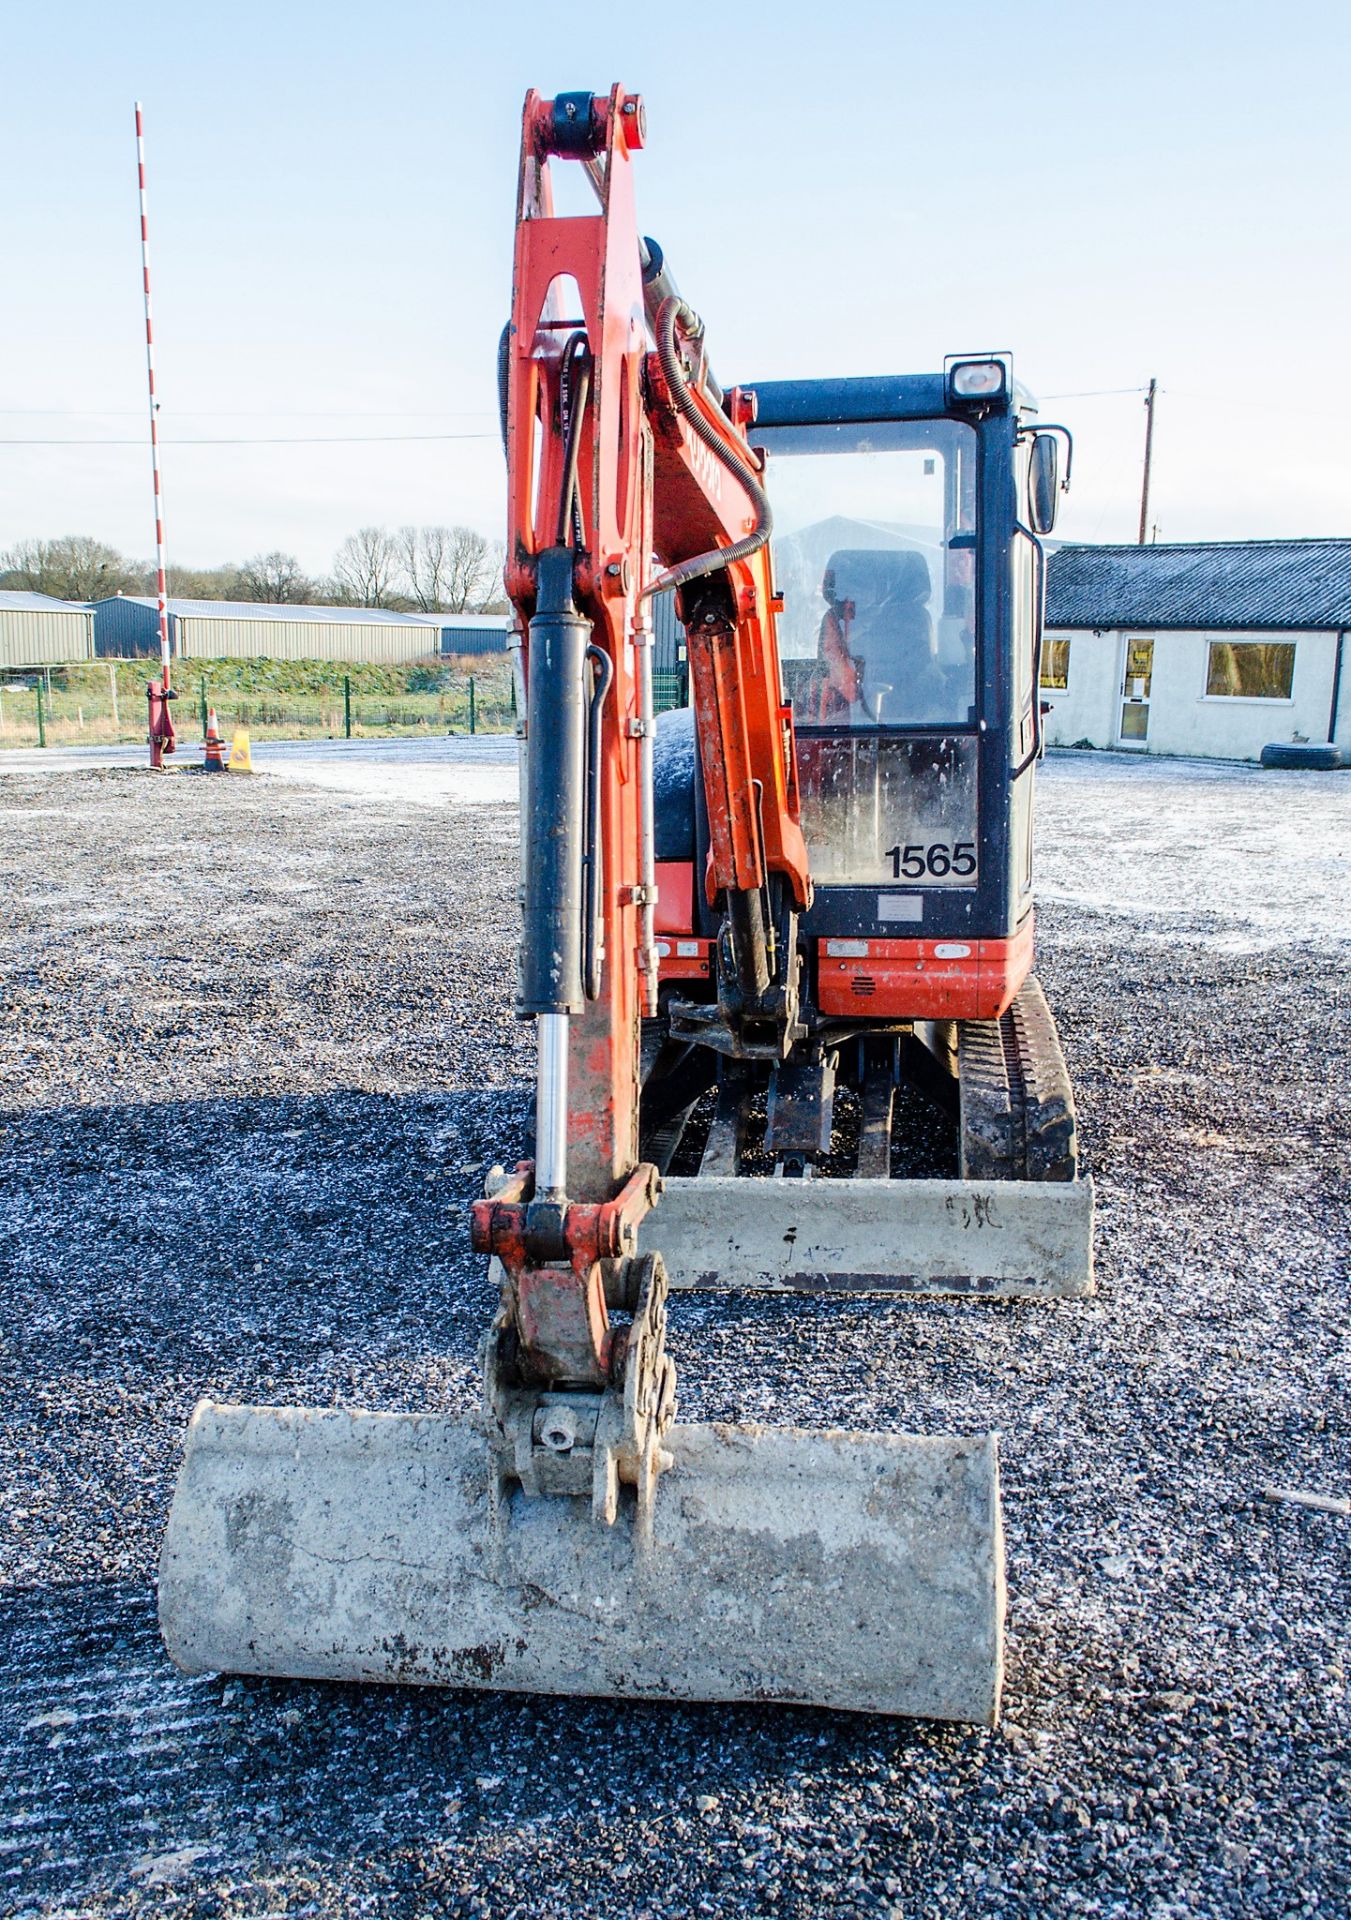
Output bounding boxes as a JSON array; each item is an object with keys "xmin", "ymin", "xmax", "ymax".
[
  {"xmin": 1046, "ymin": 540, "xmax": 1351, "ymax": 631},
  {"xmin": 0, "ymin": 590, "xmax": 91, "ymax": 613},
  {"xmin": 92, "ymin": 596, "xmax": 445, "ymax": 628}
]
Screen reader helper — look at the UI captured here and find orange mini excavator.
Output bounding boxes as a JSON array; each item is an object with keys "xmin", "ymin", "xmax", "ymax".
[{"xmin": 159, "ymin": 86, "xmax": 1092, "ymax": 1725}]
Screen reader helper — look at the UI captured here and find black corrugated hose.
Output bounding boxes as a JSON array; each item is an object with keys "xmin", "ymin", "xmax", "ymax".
[{"xmin": 639, "ymin": 296, "xmax": 773, "ymax": 603}]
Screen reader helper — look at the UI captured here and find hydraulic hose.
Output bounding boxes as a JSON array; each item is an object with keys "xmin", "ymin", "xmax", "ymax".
[
  {"xmin": 496, "ymin": 323, "xmax": 511, "ymax": 457},
  {"xmin": 556, "ymin": 333, "xmax": 592, "ymax": 548},
  {"xmin": 639, "ymin": 296, "xmax": 772, "ymax": 603},
  {"xmin": 583, "ymin": 641, "xmax": 614, "ymax": 1001}
]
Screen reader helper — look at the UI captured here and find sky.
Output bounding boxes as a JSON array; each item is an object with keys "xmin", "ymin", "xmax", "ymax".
[{"xmin": 3, "ymin": 0, "xmax": 1349, "ymax": 577}]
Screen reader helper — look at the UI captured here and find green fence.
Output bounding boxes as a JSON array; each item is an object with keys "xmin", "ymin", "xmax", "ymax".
[
  {"xmin": 0, "ymin": 659, "xmax": 519, "ymax": 750},
  {"xmin": 652, "ymin": 670, "xmax": 688, "ymax": 714},
  {"xmin": 0, "ymin": 658, "xmax": 695, "ymax": 751}
]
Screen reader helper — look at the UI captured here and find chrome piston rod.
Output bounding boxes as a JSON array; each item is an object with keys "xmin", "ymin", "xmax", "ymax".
[
  {"xmin": 634, "ymin": 608, "xmax": 659, "ymax": 1014},
  {"xmin": 519, "ymin": 549, "xmax": 590, "ymax": 1204},
  {"xmin": 534, "ymin": 1012, "xmax": 570, "ymax": 1201}
]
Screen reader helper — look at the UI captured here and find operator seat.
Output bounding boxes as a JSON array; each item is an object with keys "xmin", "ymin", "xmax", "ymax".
[{"xmin": 817, "ymin": 548, "xmax": 941, "ymax": 723}]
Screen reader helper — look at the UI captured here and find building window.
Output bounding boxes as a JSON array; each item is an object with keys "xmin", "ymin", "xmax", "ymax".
[
  {"xmin": 1040, "ymin": 637, "xmax": 1070, "ymax": 691},
  {"xmin": 1205, "ymin": 641, "xmax": 1295, "ymax": 699}
]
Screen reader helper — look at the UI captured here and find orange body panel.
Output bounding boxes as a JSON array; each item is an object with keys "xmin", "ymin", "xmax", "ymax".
[
  {"xmin": 653, "ymin": 863, "xmax": 712, "ymax": 974},
  {"xmin": 654, "ymin": 937, "xmax": 714, "ymax": 979},
  {"xmin": 654, "ymin": 860, "xmax": 693, "ymax": 932},
  {"xmin": 816, "ymin": 917, "xmax": 1035, "ymax": 1021},
  {"xmin": 654, "ymin": 854, "xmax": 1034, "ymax": 1021}
]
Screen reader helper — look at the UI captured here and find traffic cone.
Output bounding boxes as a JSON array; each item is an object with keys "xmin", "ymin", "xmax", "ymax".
[{"xmin": 204, "ymin": 708, "xmax": 227, "ymax": 771}]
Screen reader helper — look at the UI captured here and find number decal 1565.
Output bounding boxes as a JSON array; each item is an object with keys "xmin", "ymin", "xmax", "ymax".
[{"xmin": 885, "ymin": 841, "xmax": 977, "ymax": 880}]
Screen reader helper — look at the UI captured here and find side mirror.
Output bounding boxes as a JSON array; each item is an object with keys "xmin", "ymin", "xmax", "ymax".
[{"xmin": 1029, "ymin": 434, "xmax": 1059, "ymax": 535}]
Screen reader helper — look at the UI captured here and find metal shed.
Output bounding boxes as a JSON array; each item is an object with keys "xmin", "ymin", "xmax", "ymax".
[
  {"xmin": 649, "ymin": 589, "xmax": 684, "ymax": 676},
  {"xmin": 91, "ymin": 596, "xmax": 448, "ymax": 664},
  {"xmin": 89, "ymin": 596, "xmax": 163, "ymax": 659},
  {"xmin": 435, "ymin": 614, "xmax": 512, "ymax": 657},
  {"xmin": 0, "ymin": 592, "xmax": 96, "ymax": 669}
]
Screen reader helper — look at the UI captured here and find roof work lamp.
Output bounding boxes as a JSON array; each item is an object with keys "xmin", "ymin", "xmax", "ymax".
[{"xmin": 946, "ymin": 358, "xmax": 1009, "ymax": 404}]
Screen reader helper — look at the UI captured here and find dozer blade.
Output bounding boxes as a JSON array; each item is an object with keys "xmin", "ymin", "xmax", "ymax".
[
  {"xmin": 641, "ymin": 1174, "xmax": 1095, "ymax": 1298},
  {"xmin": 160, "ymin": 1400, "xmax": 1005, "ymax": 1724}
]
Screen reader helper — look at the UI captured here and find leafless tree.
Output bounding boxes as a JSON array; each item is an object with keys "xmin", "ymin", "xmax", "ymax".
[
  {"xmin": 0, "ymin": 527, "xmax": 506, "ymax": 613},
  {"xmin": 238, "ymin": 551, "xmax": 312, "ymax": 603},
  {"xmin": 0, "ymin": 534, "xmax": 140, "ymax": 602},
  {"xmin": 398, "ymin": 524, "xmax": 443, "ymax": 611},
  {"xmin": 331, "ymin": 526, "xmax": 402, "ymax": 607},
  {"xmin": 163, "ymin": 563, "xmax": 248, "ymax": 599},
  {"xmin": 397, "ymin": 524, "xmax": 503, "ymax": 613}
]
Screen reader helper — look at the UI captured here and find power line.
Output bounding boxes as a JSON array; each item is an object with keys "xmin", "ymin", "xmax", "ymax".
[
  {"xmin": 0, "ymin": 431, "xmax": 497, "ymax": 446},
  {"xmin": 1039, "ymin": 384, "xmax": 1151, "ymax": 400},
  {"xmin": 5, "ymin": 388, "xmax": 1153, "ymax": 415},
  {"xmin": 0, "ymin": 407, "xmax": 498, "ymax": 418}
]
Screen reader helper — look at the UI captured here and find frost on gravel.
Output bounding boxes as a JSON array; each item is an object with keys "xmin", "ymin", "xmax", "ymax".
[
  {"xmin": 1035, "ymin": 750, "xmax": 1351, "ymax": 951},
  {"xmin": 0, "ymin": 748, "xmax": 1346, "ymax": 1920},
  {"xmin": 259, "ymin": 737, "xmax": 519, "ymax": 809}
]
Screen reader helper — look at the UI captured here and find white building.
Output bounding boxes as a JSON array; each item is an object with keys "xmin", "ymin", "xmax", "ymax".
[{"xmin": 1042, "ymin": 541, "xmax": 1351, "ymax": 762}]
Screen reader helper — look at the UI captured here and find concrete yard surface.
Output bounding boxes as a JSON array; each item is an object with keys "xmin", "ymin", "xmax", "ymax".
[
  {"xmin": 0, "ymin": 733, "xmax": 519, "ymax": 808},
  {"xmin": 0, "ymin": 744, "xmax": 1348, "ymax": 1918}
]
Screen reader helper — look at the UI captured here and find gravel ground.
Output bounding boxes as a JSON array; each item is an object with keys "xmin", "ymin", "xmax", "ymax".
[{"xmin": 0, "ymin": 746, "xmax": 1347, "ymax": 1919}]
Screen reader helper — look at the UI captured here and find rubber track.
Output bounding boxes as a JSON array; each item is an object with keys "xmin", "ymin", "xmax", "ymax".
[{"xmin": 958, "ymin": 976, "xmax": 1078, "ymax": 1182}]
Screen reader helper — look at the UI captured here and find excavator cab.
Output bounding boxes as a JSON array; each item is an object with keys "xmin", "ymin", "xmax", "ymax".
[
  {"xmin": 755, "ymin": 374, "xmax": 1032, "ymax": 965},
  {"xmin": 657, "ymin": 368, "xmax": 1057, "ymax": 1009}
]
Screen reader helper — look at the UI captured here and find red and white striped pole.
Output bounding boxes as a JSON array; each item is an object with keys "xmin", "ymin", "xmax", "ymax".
[
  {"xmin": 135, "ymin": 102, "xmax": 177, "ymax": 766},
  {"xmin": 135, "ymin": 100, "xmax": 170, "ymax": 686}
]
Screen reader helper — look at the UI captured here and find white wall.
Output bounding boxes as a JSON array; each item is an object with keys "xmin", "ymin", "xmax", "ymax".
[
  {"xmin": 1041, "ymin": 627, "xmax": 1348, "ymax": 760},
  {"xmin": 1039, "ymin": 631, "xmax": 1118, "ymax": 748}
]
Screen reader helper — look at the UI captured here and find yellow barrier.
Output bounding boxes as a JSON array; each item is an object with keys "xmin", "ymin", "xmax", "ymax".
[{"xmin": 228, "ymin": 729, "xmax": 253, "ymax": 773}]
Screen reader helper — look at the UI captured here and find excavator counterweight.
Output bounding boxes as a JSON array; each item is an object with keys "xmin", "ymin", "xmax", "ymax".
[{"xmin": 159, "ymin": 85, "xmax": 1092, "ymax": 1724}]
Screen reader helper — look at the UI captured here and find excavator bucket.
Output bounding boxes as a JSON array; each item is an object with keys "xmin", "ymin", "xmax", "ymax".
[{"xmin": 160, "ymin": 1400, "xmax": 1005, "ymax": 1724}]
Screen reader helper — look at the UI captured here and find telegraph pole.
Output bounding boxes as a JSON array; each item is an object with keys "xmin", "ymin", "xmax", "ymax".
[{"xmin": 1138, "ymin": 377, "xmax": 1158, "ymax": 545}]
